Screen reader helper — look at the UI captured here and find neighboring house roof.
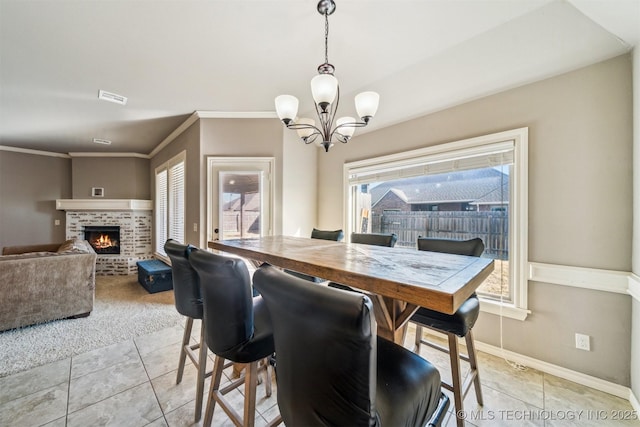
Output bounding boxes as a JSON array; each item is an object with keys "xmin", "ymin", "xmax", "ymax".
[
  {"xmin": 371, "ymin": 169, "xmax": 509, "ymax": 207},
  {"xmin": 470, "ymin": 182, "xmax": 510, "ymax": 205},
  {"xmin": 375, "ymin": 188, "xmax": 409, "ymax": 204},
  {"xmin": 223, "ymin": 191, "xmax": 260, "ymax": 211}
]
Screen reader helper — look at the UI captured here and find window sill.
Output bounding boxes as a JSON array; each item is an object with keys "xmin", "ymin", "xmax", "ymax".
[{"xmin": 479, "ymin": 298, "xmax": 530, "ymax": 321}]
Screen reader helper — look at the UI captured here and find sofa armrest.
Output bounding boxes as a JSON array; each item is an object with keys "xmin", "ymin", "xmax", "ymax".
[{"xmin": 2, "ymin": 243, "xmax": 63, "ymax": 255}]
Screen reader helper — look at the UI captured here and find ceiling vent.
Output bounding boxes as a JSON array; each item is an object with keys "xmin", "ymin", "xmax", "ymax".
[
  {"xmin": 98, "ymin": 90, "xmax": 127, "ymax": 105},
  {"xmin": 93, "ymin": 138, "xmax": 112, "ymax": 145}
]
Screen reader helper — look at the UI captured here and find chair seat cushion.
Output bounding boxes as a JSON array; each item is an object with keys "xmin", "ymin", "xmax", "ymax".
[
  {"xmin": 283, "ymin": 269, "xmax": 325, "ymax": 283},
  {"xmin": 217, "ymin": 296, "xmax": 275, "ymax": 363},
  {"xmin": 376, "ymin": 336, "xmax": 441, "ymax": 427},
  {"xmin": 411, "ymin": 294, "xmax": 480, "ymax": 337}
]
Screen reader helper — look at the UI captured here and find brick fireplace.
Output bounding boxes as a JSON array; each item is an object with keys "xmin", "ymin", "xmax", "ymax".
[{"xmin": 56, "ymin": 199, "xmax": 153, "ymax": 275}]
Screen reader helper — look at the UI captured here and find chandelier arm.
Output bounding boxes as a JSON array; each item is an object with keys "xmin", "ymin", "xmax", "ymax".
[
  {"xmin": 322, "ymin": 86, "xmax": 340, "ymax": 143},
  {"xmin": 285, "ymin": 123, "xmax": 323, "ymax": 144}
]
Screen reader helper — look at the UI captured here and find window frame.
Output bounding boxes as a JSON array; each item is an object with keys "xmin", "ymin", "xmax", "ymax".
[
  {"xmin": 343, "ymin": 128, "xmax": 530, "ymax": 320},
  {"xmin": 155, "ymin": 150, "xmax": 186, "ymax": 259}
]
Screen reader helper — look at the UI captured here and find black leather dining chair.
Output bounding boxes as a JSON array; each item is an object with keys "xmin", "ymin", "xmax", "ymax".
[
  {"xmin": 284, "ymin": 228, "xmax": 344, "ymax": 282},
  {"xmin": 350, "ymin": 231, "xmax": 398, "ymax": 247},
  {"xmin": 411, "ymin": 237, "xmax": 485, "ymax": 427},
  {"xmin": 189, "ymin": 250, "xmax": 279, "ymax": 427},
  {"xmin": 164, "ymin": 239, "xmax": 209, "ymax": 422},
  {"xmin": 253, "ymin": 265, "xmax": 450, "ymax": 427}
]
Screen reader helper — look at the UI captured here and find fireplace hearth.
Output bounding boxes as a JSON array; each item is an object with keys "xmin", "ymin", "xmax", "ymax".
[{"xmin": 84, "ymin": 226, "xmax": 120, "ymax": 254}]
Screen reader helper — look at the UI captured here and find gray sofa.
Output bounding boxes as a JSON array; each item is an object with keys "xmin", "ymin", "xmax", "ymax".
[{"xmin": 0, "ymin": 240, "xmax": 97, "ymax": 331}]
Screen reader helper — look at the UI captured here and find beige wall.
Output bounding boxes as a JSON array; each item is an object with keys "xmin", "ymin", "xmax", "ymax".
[
  {"xmin": 316, "ymin": 54, "xmax": 633, "ymax": 385},
  {"xmin": 0, "ymin": 150, "xmax": 71, "ymax": 249},
  {"xmin": 281, "ymin": 131, "xmax": 318, "ymax": 237},
  {"xmin": 631, "ymin": 47, "xmax": 640, "ymax": 401},
  {"xmin": 199, "ymin": 118, "xmax": 285, "ymax": 246},
  {"xmin": 150, "ymin": 121, "xmax": 201, "ymax": 249},
  {"xmin": 72, "ymin": 157, "xmax": 150, "ymax": 199},
  {"xmin": 150, "ymin": 117, "xmax": 285, "ymax": 250}
]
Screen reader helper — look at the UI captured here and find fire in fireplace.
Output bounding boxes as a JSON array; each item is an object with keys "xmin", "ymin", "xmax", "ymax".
[{"xmin": 84, "ymin": 226, "xmax": 121, "ymax": 254}]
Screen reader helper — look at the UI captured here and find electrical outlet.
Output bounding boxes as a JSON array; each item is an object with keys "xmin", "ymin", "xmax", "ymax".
[
  {"xmin": 193, "ymin": 223, "xmax": 198, "ymax": 232},
  {"xmin": 575, "ymin": 333, "xmax": 590, "ymax": 351},
  {"xmin": 54, "ymin": 219, "xmax": 60, "ymax": 226}
]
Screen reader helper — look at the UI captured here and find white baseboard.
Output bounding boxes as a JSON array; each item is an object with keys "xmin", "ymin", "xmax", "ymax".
[{"xmin": 474, "ymin": 340, "xmax": 631, "ymax": 400}]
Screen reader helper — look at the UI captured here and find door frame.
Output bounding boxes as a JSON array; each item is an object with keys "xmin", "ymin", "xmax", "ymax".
[{"xmin": 206, "ymin": 156, "xmax": 275, "ymax": 242}]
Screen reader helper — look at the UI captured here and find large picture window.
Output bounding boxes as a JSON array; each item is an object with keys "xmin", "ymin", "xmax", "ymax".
[
  {"xmin": 344, "ymin": 128, "xmax": 529, "ymax": 320},
  {"xmin": 155, "ymin": 151, "xmax": 186, "ymax": 257}
]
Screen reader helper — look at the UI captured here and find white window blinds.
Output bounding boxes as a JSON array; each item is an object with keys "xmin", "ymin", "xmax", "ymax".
[
  {"xmin": 155, "ymin": 151, "xmax": 185, "ymax": 257},
  {"xmin": 155, "ymin": 169, "xmax": 168, "ymax": 255},
  {"xmin": 348, "ymin": 140, "xmax": 514, "ymax": 186},
  {"xmin": 168, "ymin": 161, "xmax": 185, "ymax": 244}
]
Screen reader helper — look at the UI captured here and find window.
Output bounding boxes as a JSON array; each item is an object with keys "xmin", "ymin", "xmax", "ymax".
[
  {"xmin": 344, "ymin": 128, "xmax": 529, "ymax": 320},
  {"xmin": 155, "ymin": 151, "xmax": 186, "ymax": 257}
]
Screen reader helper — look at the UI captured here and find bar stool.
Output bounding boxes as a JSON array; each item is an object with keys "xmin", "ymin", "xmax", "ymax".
[
  {"xmin": 254, "ymin": 264, "xmax": 450, "ymax": 427},
  {"xmin": 189, "ymin": 249, "xmax": 279, "ymax": 427},
  {"xmin": 164, "ymin": 239, "xmax": 209, "ymax": 422},
  {"xmin": 411, "ymin": 237, "xmax": 485, "ymax": 427}
]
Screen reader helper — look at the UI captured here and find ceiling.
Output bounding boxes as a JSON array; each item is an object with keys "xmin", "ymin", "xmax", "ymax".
[{"xmin": 0, "ymin": 0, "xmax": 638, "ymax": 156}]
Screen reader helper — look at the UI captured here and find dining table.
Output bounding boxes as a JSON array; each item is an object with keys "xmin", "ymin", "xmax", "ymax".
[{"xmin": 208, "ymin": 235, "xmax": 494, "ymax": 344}]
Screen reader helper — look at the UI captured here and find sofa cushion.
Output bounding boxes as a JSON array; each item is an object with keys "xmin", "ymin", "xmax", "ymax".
[{"xmin": 57, "ymin": 239, "xmax": 92, "ymax": 253}]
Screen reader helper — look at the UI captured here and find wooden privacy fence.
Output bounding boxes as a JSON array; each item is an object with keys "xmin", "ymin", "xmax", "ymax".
[
  {"xmin": 372, "ymin": 211, "xmax": 508, "ymax": 260},
  {"xmin": 222, "ymin": 211, "xmax": 260, "ymax": 237}
]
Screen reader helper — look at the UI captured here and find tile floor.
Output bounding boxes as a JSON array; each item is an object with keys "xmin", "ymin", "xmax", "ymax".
[{"xmin": 0, "ymin": 320, "xmax": 638, "ymax": 426}]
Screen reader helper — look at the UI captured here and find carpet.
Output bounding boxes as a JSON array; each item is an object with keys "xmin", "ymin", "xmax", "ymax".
[{"xmin": 0, "ymin": 275, "xmax": 183, "ymax": 378}]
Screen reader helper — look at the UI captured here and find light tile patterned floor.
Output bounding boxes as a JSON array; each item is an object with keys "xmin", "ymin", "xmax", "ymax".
[{"xmin": 0, "ymin": 321, "xmax": 638, "ymax": 426}]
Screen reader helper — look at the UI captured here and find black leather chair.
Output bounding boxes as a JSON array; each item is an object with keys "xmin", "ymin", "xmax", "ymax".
[
  {"xmin": 350, "ymin": 231, "xmax": 398, "ymax": 247},
  {"xmin": 411, "ymin": 237, "xmax": 485, "ymax": 427},
  {"xmin": 189, "ymin": 250, "xmax": 279, "ymax": 427},
  {"xmin": 285, "ymin": 228, "xmax": 344, "ymax": 282},
  {"xmin": 254, "ymin": 265, "xmax": 449, "ymax": 427},
  {"xmin": 164, "ymin": 239, "xmax": 209, "ymax": 422}
]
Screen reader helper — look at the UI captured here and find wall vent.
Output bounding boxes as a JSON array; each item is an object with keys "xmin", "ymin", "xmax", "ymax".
[{"xmin": 98, "ymin": 90, "xmax": 127, "ymax": 105}]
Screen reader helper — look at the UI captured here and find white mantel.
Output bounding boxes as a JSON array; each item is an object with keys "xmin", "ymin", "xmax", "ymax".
[{"xmin": 56, "ymin": 199, "xmax": 152, "ymax": 211}]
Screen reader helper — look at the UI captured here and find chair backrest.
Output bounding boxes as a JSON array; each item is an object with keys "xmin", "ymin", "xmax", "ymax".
[
  {"xmin": 310, "ymin": 228, "xmax": 344, "ymax": 241},
  {"xmin": 253, "ymin": 265, "xmax": 377, "ymax": 426},
  {"xmin": 351, "ymin": 232, "xmax": 398, "ymax": 247},
  {"xmin": 164, "ymin": 239, "xmax": 202, "ymax": 319},
  {"xmin": 417, "ymin": 237, "xmax": 485, "ymax": 257},
  {"xmin": 189, "ymin": 249, "xmax": 255, "ymax": 359}
]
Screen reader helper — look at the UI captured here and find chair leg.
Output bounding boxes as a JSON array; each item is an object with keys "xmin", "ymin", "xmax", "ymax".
[
  {"xmin": 465, "ymin": 330, "xmax": 483, "ymax": 406},
  {"xmin": 203, "ymin": 357, "xmax": 270, "ymax": 427},
  {"xmin": 261, "ymin": 358, "xmax": 273, "ymax": 397},
  {"xmin": 414, "ymin": 324, "xmax": 423, "ymax": 352},
  {"xmin": 243, "ymin": 361, "xmax": 258, "ymax": 427},
  {"xmin": 448, "ymin": 333, "xmax": 465, "ymax": 427},
  {"xmin": 177, "ymin": 317, "xmax": 193, "ymax": 384},
  {"xmin": 204, "ymin": 355, "xmax": 226, "ymax": 427},
  {"xmin": 194, "ymin": 320, "xmax": 207, "ymax": 422}
]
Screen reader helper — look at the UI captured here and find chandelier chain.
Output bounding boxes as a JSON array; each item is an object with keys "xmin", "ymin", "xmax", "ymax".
[{"xmin": 324, "ymin": 12, "xmax": 329, "ymax": 65}]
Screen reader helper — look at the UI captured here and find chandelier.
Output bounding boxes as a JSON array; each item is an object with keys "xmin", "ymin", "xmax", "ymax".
[{"xmin": 274, "ymin": 0, "xmax": 379, "ymax": 152}]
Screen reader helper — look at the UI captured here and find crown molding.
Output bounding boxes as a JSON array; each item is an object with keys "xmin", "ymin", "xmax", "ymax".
[
  {"xmin": 0, "ymin": 145, "xmax": 71, "ymax": 158},
  {"xmin": 68, "ymin": 152, "xmax": 150, "ymax": 159},
  {"xmin": 195, "ymin": 110, "xmax": 277, "ymax": 119}
]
